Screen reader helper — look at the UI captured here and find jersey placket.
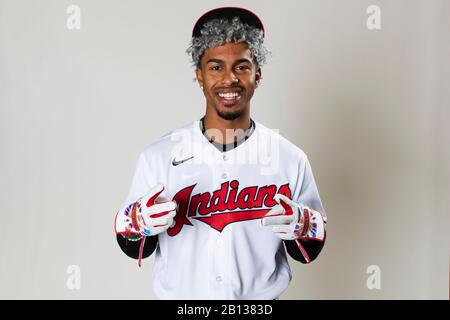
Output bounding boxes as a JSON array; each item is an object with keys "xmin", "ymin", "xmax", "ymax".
[{"xmin": 208, "ymin": 150, "xmax": 232, "ymax": 298}]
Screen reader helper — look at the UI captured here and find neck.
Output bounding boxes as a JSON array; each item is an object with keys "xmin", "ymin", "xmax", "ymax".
[{"xmin": 203, "ymin": 108, "xmax": 251, "ymax": 145}]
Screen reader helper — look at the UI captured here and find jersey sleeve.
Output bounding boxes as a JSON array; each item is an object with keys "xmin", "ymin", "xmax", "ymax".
[
  {"xmin": 116, "ymin": 234, "xmax": 158, "ymax": 260},
  {"xmin": 116, "ymin": 152, "xmax": 159, "ymax": 259},
  {"xmin": 123, "ymin": 152, "xmax": 154, "ymax": 206},
  {"xmin": 284, "ymin": 156, "xmax": 327, "ymax": 264},
  {"xmin": 294, "ymin": 156, "xmax": 326, "ymax": 218}
]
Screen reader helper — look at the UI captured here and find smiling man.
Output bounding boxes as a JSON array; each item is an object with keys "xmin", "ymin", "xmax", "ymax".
[
  {"xmin": 199, "ymin": 41, "xmax": 257, "ymax": 119},
  {"xmin": 114, "ymin": 7, "xmax": 327, "ymax": 300}
]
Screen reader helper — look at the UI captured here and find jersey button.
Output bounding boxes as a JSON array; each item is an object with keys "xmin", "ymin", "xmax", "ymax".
[
  {"xmin": 221, "ymin": 173, "xmax": 227, "ymax": 179},
  {"xmin": 216, "ymin": 276, "xmax": 223, "ymax": 283},
  {"xmin": 222, "ymin": 154, "xmax": 228, "ymax": 161},
  {"xmin": 216, "ymin": 238, "xmax": 222, "ymax": 246}
]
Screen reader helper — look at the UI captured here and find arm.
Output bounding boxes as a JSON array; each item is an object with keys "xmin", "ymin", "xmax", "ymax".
[
  {"xmin": 263, "ymin": 195, "xmax": 327, "ymax": 264},
  {"xmin": 116, "ymin": 234, "xmax": 159, "ymax": 260},
  {"xmin": 263, "ymin": 157, "xmax": 327, "ymax": 264},
  {"xmin": 114, "ymin": 152, "xmax": 176, "ymax": 267},
  {"xmin": 284, "ymin": 157, "xmax": 327, "ymax": 263},
  {"xmin": 283, "ymin": 232, "xmax": 326, "ymax": 264}
]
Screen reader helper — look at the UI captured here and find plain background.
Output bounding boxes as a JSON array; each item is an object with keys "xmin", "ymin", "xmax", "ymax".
[{"xmin": 0, "ymin": 0, "xmax": 448, "ymax": 299}]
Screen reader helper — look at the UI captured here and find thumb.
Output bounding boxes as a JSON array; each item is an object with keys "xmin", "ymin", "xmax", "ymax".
[
  {"xmin": 279, "ymin": 199, "xmax": 293, "ymax": 215},
  {"xmin": 274, "ymin": 194, "xmax": 295, "ymax": 215},
  {"xmin": 141, "ymin": 183, "xmax": 165, "ymax": 207}
]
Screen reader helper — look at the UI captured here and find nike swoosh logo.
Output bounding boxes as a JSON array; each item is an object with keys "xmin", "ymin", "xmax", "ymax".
[{"xmin": 172, "ymin": 156, "xmax": 194, "ymax": 166}]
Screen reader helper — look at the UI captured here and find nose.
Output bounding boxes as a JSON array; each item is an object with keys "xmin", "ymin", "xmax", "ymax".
[{"xmin": 221, "ymin": 69, "xmax": 238, "ymax": 86}]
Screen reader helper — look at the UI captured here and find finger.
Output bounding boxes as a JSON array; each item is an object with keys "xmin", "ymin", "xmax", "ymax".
[
  {"xmin": 147, "ymin": 212, "xmax": 176, "ymax": 227},
  {"xmin": 271, "ymin": 225, "xmax": 296, "ymax": 240},
  {"xmin": 262, "ymin": 214, "xmax": 294, "ymax": 226},
  {"xmin": 279, "ymin": 199, "xmax": 294, "ymax": 215},
  {"xmin": 261, "ymin": 205, "xmax": 283, "ymax": 226},
  {"xmin": 263, "ymin": 205, "xmax": 284, "ymax": 217},
  {"xmin": 150, "ymin": 224, "xmax": 171, "ymax": 235},
  {"xmin": 147, "ymin": 201, "xmax": 177, "ymax": 216},
  {"xmin": 146, "ymin": 215, "xmax": 169, "ymax": 227},
  {"xmin": 277, "ymin": 232, "xmax": 296, "ymax": 241},
  {"xmin": 274, "ymin": 193, "xmax": 293, "ymax": 206},
  {"xmin": 271, "ymin": 225, "xmax": 291, "ymax": 234},
  {"xmin": 155, "ymin": 195, "xmax": 170, "ymax": 204},
  {"xmin": 141, "ymin": 183, "xmax": 165, "ymax": 207},
  {"xmin": 148, "ymin": 208, "xmax": 177, "ymax": 221},
  {"xmin": 164, "ymin": 210, "xmax": 176, "ymax": 219},
  {"xmin": 142, "ymin": 210, "xmax": 175, "ymax": 227}
]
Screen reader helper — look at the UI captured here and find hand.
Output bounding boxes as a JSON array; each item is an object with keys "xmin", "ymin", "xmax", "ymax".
[
  {"xmin": 261, "ymin": 194, "xmax": 325, "ymax": 241},
  {"xmin": 115, "ymin": 184, "xmax": 177, "ymax": 239}
]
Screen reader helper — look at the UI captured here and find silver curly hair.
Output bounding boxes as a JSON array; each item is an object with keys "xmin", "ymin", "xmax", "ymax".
[{"xmin": 187, "ymin": 16, "xmax": 271, "ymax": 68}]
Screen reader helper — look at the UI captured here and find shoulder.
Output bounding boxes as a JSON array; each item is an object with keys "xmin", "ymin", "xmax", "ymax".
[
  {"xmin": 254, "ymin": 120, "xmax": 309, "ymax": 163},
  {"xmin": 140, "ymin": 120, "xmax": 199, "ymax": 161}
]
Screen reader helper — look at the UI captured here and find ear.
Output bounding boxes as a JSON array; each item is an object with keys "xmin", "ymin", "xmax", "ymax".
[
  {"xmin": 195, "ymin": 67, "xmax": 204, "ymax": 88},
  {"xmin": 255, "ymin": 68, "xmax": 262, "ymax": 86}
]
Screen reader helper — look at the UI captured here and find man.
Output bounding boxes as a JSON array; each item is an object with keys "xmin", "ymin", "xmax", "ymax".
[{"xmin": 114, "ymin": 7, "xmax": 327, "ymax": 300}]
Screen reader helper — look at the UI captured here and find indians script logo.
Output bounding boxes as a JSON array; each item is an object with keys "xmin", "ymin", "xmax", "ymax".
[{"xmin": 167, "ymin": 180, "xmax": 292, "ymax": 236}]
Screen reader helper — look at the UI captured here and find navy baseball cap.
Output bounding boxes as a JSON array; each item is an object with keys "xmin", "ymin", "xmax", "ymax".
[{"xmin": 192, "ymin": 7, "xmax": 265, "ymax": 38}]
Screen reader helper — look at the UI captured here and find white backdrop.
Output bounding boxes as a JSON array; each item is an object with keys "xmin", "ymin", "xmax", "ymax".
[{"xmin": 0, "ymin": 0, "xmax": 448, "ymax": 299}]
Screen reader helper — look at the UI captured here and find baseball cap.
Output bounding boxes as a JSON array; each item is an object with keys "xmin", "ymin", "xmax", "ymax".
[{"xmin": 192, "ymin": 6, "xmax": 265, "ymax": 38}]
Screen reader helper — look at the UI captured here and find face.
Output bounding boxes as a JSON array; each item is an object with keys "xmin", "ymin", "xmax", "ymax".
[{"xmin": 196, "ymin": 42, "xmax": 261, "ymax": 121}]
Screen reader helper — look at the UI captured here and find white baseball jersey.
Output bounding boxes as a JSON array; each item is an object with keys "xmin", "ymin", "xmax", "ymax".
[{"xmin": 121, "ymin": 119, "xmax": 326, "ymax": 299}]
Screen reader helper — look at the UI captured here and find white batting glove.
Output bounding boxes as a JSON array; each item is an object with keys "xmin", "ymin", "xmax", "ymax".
[
  {"xmin": 115, "ymin": 184, "xmax": 177, "ymax": 240},
  {"xmin": 261, "ymin": 194, "xmax": 326, "ymax": 241}
]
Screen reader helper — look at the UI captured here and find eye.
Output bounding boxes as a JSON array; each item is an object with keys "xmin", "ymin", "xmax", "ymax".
[
  {"xmin": 209, "ymin": 65, "xmax": 222, "ymax": 71},
  {"xmin": 236, "ymin": 65, "xmax": 250, "ymax": 72}
]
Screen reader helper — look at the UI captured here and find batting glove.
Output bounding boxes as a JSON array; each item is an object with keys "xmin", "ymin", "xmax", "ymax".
[
  {"xmin": 261, "ymin": 194, "xmax": 326, "ymax": 241},
  {"xmin": 115, "ymin": 183, "xmax": 177, "ymax": 240}
]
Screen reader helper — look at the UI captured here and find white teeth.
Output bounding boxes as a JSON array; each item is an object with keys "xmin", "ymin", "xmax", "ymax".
[{"xmin": 218, "ymin": 92, "xmax": 240, "ymax": 99}]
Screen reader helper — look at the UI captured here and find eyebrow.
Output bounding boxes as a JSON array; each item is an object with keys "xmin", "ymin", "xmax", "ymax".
[{"xmin": 206, "ymin": 58, "xmax": 253, "ymax": 65}]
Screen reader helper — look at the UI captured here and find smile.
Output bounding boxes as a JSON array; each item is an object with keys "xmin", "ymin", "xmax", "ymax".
[{"xmin": 216, "ymin": 91, "xmax": 242, "ymax": 105}]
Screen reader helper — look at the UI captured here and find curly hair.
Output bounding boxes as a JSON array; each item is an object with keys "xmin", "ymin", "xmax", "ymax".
[{"xmin": 187, "ymin": 16, "xmax": 271, "ymax": 68}]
